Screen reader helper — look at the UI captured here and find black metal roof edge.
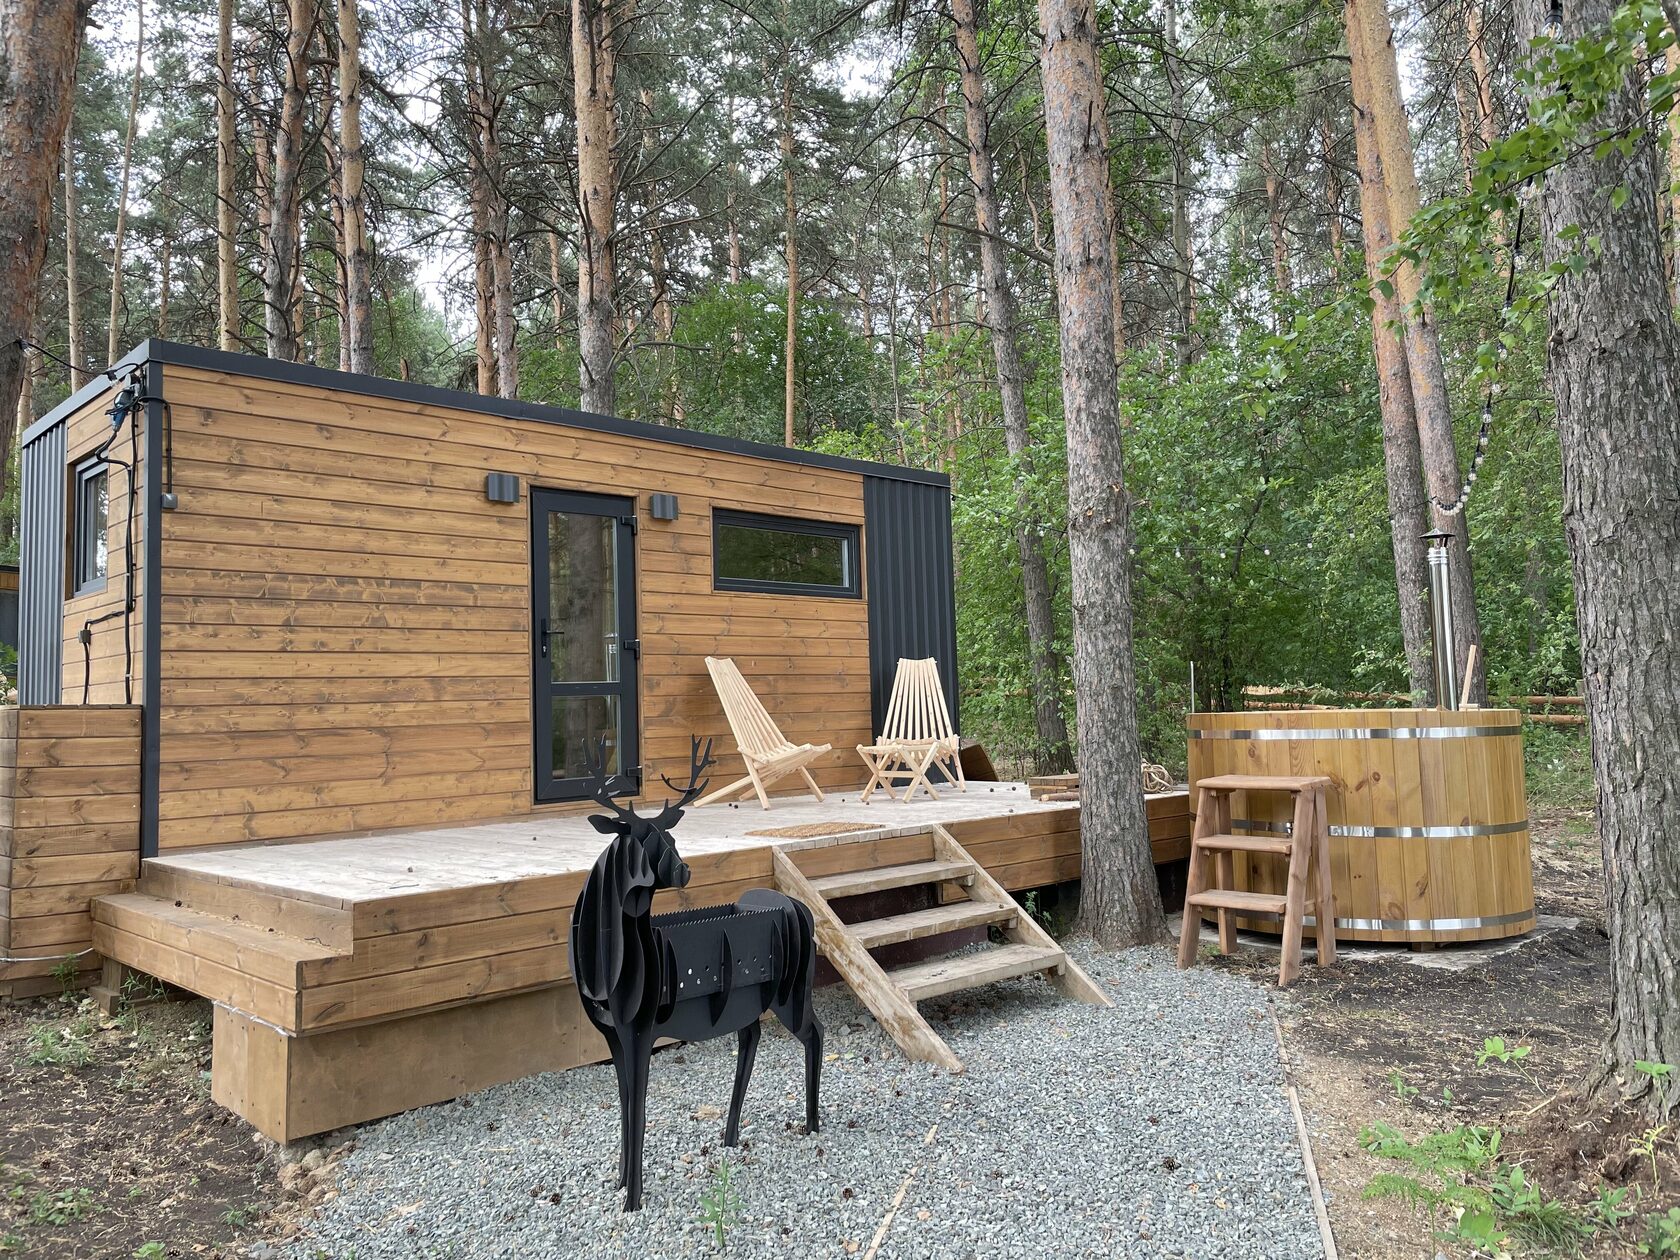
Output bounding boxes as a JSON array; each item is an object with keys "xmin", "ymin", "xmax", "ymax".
[
  {"xmin": 94, "ymin": 339, "xmax": 949, "ymax": 489},
  {"xmin": 20, "ymin": 341, "xmax": 156, "ymax": 447}
]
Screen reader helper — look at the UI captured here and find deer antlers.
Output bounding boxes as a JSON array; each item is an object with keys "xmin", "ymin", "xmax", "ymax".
[{"xmin": 580, "ymin": 735, "xmax": 716, "ymax": 831}]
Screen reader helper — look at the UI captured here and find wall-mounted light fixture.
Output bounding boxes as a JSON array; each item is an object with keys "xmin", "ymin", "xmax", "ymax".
[
  {"xmin": 649, "ymin": 493, "xmax": 679, "ymax": 521},
  {"xmin": 486, "ymin": 473, "xmax": 521, "ymax": 504}
]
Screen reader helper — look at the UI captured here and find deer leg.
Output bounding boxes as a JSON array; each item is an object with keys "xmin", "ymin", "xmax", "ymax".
[
  {"xmin": 803, "ymin": 1019, "xmax": 823, "ymax": 1134},
  {"xmin": 724, "ymin": 1018, "xmax": 762, "ymax": 1147},
  {"xmin": 601, "ymin": 1025, "xmax": 630, "ymax": 1189},
  {"xmin": 623, "ymin": 1032, "xmax": 653, "ymax": 1212}
]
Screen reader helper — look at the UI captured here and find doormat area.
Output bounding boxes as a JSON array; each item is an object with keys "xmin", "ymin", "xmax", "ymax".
[{"xmin": 744, "ymin": 822, "xmax": 883, "ymax": 839}]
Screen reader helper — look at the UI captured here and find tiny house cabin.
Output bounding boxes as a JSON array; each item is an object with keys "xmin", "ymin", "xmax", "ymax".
[{"xmin": 16, "ymin": 341, "xmax": 957, "ymax": 856}]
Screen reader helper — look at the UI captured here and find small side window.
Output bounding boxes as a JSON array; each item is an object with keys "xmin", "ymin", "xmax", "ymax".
[
  {"xmin": 713, "ymin": 510, "xmax": 861, "ymax": 598},
  {"xmin": 71, "ymin": 458, "xmax": 109, "ymax": 596}
]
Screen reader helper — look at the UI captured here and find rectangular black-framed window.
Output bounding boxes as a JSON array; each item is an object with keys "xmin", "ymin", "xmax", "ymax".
[
  {"xmin": 713, "ymin": 509, "xmax": 861, "ymax": 598},
  {"xmin": 71, "ymin": 458, "xmax": 109, "ymax": 597}
]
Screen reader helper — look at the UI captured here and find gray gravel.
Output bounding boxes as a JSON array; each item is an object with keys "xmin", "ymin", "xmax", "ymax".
[{"xmin": 279, "ymin": 942, "xmax": 1323, "ymax": 1259}]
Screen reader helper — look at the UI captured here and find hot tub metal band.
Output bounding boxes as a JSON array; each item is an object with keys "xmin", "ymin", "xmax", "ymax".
[
  {"xmin": 1187, "ymin": 724, "xmax": 1523, "ymax": 740},
  {"xmin": 1228, "ymin": 817, "xmax": 1529, "ymax": 840},
  {"xmin": 1230, "ymin": 908, "xmax": 1535, "ymax": 933}
]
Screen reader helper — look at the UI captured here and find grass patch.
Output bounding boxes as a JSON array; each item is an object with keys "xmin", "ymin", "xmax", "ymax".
[{"xmin": 1524, "ymin": 722, "xmax": 1595, "ymax": 813}]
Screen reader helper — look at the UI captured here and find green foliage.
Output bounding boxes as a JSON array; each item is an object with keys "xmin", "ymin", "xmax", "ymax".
[
  {"xmin": 22, "ymin": 1020, "xmax": 96, "ymax": 1070},
  {"xmin": 1643, "ymin": 1207, "xmax": 1680, "ymax": 1256},
  {"xmin": 26, "ymin": 1186, "xmax": 97, "ymax": 1226},
  {"xmin": 133, "ymin": 1244, "xmax": 168, "ymax": 1259},
  {"xmin": 698, "ymin": 1157, "xmax": 743, "ymax": 1250}
]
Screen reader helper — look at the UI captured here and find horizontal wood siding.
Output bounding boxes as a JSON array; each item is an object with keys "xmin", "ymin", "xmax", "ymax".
[
  {"xmin": 60, "ymin": 388, "xmax": 147, "ymax": 707},
  {"xmin": 0, "ymin": 706, "xmax": 143, "ymax": 997},
  {"xmin": 155, "ymin": 366, "xmax": 875, "ymax": 848}
]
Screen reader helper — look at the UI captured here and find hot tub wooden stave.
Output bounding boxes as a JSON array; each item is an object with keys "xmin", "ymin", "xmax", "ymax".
[{"xmin": 1185, "ymin": 709, "xmax": 1535, "ymax": 944}]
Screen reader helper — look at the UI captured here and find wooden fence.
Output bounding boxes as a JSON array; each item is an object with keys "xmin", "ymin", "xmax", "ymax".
[{"xmin": 0, "ymin": 706, "xmax": 143, "ymax": 998}]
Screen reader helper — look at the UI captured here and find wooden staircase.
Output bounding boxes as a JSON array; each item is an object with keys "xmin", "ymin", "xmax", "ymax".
[{"xmin": 772, "ymin": 824, "xmax": 1109, "ymax": 1072}]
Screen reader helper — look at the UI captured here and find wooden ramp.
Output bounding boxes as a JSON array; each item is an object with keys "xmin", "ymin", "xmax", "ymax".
[{"xmin": 772, "ymin": 824, "xmax": 1110, "ymax": 1072}]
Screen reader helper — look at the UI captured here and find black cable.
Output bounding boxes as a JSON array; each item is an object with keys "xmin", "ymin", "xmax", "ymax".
[{"xmin": 76, "ymin": 369, "xmax": 143, "ymax": 705}]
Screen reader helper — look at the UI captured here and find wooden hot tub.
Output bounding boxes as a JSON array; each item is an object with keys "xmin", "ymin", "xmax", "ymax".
[{"xmin": 1186, "ymin": 708, "xmax": 1534, "ymax": 944}]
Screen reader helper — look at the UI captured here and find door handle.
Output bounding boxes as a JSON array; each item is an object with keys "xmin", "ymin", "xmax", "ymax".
[
  {"xmin": 539, "ymin": 617, "xmax": 549, "ymax": 658},
  {"xmin": 624, "ymin": 639, "xmax": 641, "ymax": 659}
]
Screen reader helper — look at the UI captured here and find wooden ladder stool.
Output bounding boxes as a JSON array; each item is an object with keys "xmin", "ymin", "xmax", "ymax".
[{"xmin": 1176, "ymin": 774, "xmax": 1337, "ymax": 987}]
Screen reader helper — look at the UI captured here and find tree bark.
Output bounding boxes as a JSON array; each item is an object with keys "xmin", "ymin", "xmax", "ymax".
[
  {"xmin": 573, "ymin": 0, "xmax": 619, "ymax": 415},
  {"xmin": 1319, "ymin": 112, "xmax": 1345, "ymax": 264},
  {"xmin": 1669, "ymin": 46, "xmax": 1680, "ymax": 309},
  {"xmin": 337, "ymin": 0, "xmax": 374, "ymax": 373},
  {"xmin": 157, "ymin": 233, "xmax": 171, "ymax": 337},
  {"xmin": 952, "ymin": 0, "xmax": 1072, "ymax": 773},
  {"xmin": 781, "ymin": 59, "xmax": 798, "ymax": 447},
  {"xmin": 1346, "ymin": 1, "xmax": 1434, "ymax": 697},
  {"xmin": 266, "ymin": 0, "xmax": 312, "ymax": 362},
  {"xmin": 63, "ymin": 129, "xmax": 86, "ymax": 389},
  {"xmin": 217, "ymin": 0, "xmax": 239, "ymax": 349},
  {"xmin": 462, "ymin": 0, "xmax": 494, "ymax": 393},
  {"xmin": 107, "ymin": 0, "xmax": 144, "ymax": 367},
  {"xmin": 1261, "ymin": 141, "xmax": 1292, "ymax": 300},
  {"xmin": 1521, "ymin": 0, "xmax": 1680, "ymax": 1120},
  {"xmin": 1165, "ymin": 0, "xmax": 1194, "ymax": 370},
  {"xmin": 1346, "ymin": 0, "xmax": 1486, "ymax": 703},
  {"xmin": 0, "ymin": 0, "xmax": 86, "ymax": 485},
  {"xmin": 547, "ymin": 229, "xmax": 567, "ymax": 350},
  {"xmin": 478, "ymin": 0, "xmax": 516, "ymax": 400},
  {"xmin": 1037, "ymin": 0, "xmax": 1165, "ymax": 947}
]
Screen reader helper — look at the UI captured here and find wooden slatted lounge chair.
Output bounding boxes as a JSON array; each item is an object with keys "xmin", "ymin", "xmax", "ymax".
[
  {"xmin": 856, "ymin": 657, "xmax": 966, "ymax": 803},
  {"xmin": 695, "ymin": 656, "xmax": 833, "ymax": 809}
]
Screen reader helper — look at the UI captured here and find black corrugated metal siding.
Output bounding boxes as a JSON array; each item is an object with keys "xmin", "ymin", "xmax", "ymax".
[
  {"xmin": 18, "ymin": 419, "xmax": 67, "ymax": 703},
  {"xmin": 862, "ymin": 476, "xmax": 959, "ymax": 736}
]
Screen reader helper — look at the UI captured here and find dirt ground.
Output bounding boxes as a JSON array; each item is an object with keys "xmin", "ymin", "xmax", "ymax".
[
  {"xmin": 0, "ymin": 995, "xmax": 272, "ymax": 1259},
  {"xmin": 1220, "ymin": 795, "xmax": 1680, "ymax": 1260}
]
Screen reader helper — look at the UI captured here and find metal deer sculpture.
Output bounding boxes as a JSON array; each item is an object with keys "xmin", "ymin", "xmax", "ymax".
[{"xmin": 569, "ymin": 736, "xmax": 824, "ymax": 1211}]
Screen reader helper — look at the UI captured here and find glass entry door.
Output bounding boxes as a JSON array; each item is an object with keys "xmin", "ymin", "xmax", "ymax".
[{"xmin": 531, "ymin": 490, "xmax": 639, "ymax": 801}]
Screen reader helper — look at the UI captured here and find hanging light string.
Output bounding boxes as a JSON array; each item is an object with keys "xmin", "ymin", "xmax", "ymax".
[{"xmin": 1433, "ymin": 178, "xmax": 1530, "ymax": 516}]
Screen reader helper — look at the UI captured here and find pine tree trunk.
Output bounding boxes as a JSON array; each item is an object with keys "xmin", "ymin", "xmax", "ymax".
[
  {"xmin": 1345, "ymin": 1, "xmax": 1433, "ymax": 698},
  {"xmin": 1320, "ymin": 114, "xmax": 1345, "ymax": 264},
  {"xmin": 641, "ymin": 86, "xmax": 679, "ymax": 422},
  {"xmin": 953, "ymin": 0, "xmax": 1072, "ymax": 773},
  {"xmin": 0, "ymin": 0, "xmax": 84, "ymax": 502},
  {"xmin": 573, "ymin": 0, "xmax": 618, "ymax": 415},
  {"xmin": 1668, "ymin": 46, "xmax": 1680, "ymax": 309},
  {"xmin": 64, "ymin": 130, "xmax": 86, "ymax": 389},
  {"xmin": 1165, "ymin": 0, "xmax": 1194, "ymax": 369},
  {"xmin": 107, "ymin": 0, "xmax": 144, "ymax": 367},
  {"xmin": 157, "ymin": 234, "xmax": 171, "ymax": 337},
  {"xmin": 547, "ymin": 230, "xmax": 566, "ymax": 350},
  {"xmin": 1261, "ymin": 142, "xmax": 1292, "ymax": 299},
  {"xmin": 781, "ymin": 64, "xmax": 798, "ymax": 447},
  {"xmin": 1037, "ymin": 0, "xmax": 1165, "ymax": 947},
  {"xmin": 217, "ymin": 0, "xmax": 239, "ymax": 349},
  {"xmin": 1347, "ymin": 0, "xmax": 1486, "ymax": 703},
  {"xmin": 1521, "ymin": 0, "xmax": 1680, "ymax": 1119},
  {"xmin": 461, "ymin": 0, "xmax": 494, "ymax": 393},
  {"xmin": 266, "ymin": 0, "xmax": 312, "ymax": 362},
  {"xmin": 337, "ymin": 0, "xmax": 374, "ymax": 374},
  {"xmin": 479, "ymin": 0, "xmax": 516, "ymax": 400}
]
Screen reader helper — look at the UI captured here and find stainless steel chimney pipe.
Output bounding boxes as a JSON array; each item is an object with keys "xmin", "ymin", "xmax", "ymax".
[{"xmin": 1424, "ymin": 530, "xmax": 1458, "ymax": 710}]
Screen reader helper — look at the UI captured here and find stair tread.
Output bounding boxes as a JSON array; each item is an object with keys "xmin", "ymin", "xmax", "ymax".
[
  {"xmin": 94, "ymin": 892, "xmax": 343, "ymax": 969},
  {"xmin": 889, "ymin": 942, "xmax": 1065, "ymax": 1001},
  {"xmin": 809, "ymin": 859, "xmax": 974, "ymax": 899},
  {"xmin": 1186, "ymin": 888, "xmax": 1289, "ymax": 914},
  {"xmin": 1197, "ymin": 774, "xmax": 1330, "ymax": 793},
  {"xmin": 1194, "ymin": 833, "xmax": 1296, "ymax": 855},
  {"xmin": 849, "ymin": 901, "xmax": 1015, "ymax": 949}
]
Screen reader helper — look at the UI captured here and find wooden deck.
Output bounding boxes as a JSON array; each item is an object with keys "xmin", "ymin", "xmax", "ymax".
[{"xmin": 91, "ymin": 785, "xmax": 1191, "ymax": 1141}]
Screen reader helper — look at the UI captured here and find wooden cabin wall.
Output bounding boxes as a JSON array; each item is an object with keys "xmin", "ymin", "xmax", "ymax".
[
  {"xmin": 152, "ymin": 365, "xmax": 875, "ymax": 849},
  {"xmin": 60, "ymin": 390, "xmax": 147, "ymax": 707}
]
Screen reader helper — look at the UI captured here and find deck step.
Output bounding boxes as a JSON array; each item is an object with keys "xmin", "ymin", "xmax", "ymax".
[
  {"xmin": 1185, "ymin": 888, "xmax": 1288, "ymax": 915},
  {"xmin": 1194, "ymin": 833, "xmax": 1295, "ymax": 856},
  {"xmin": 849, "ymin": 902, "xmax": 1015, "ymax": 950},
  {"xmin": 93, "ymin": 893, "xmax": 341, "ymax": 987},
  {"xmin": 808, "ymin": 858, "xmax": 973, "ymax": 899},
  {"xmin": 889, "ymin": 943, "xmax": 1066, "ymax": 1002}
]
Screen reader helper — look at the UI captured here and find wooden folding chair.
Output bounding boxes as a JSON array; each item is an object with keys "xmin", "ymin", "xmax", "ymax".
[
  {"xmin": 694, "ymin": 656, "xmax": 833, "ymax": 809},
  {"xmin": 856, "ymin": 657, "xmax": 966, "ymax": 803}
]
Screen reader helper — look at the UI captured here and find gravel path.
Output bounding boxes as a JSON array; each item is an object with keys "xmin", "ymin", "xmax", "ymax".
[{"xmin": 278, "ymin": 943, "xmax": 1323, "ymax": 1259}]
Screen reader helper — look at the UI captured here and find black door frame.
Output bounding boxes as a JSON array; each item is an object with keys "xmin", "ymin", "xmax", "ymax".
[{"xmin": 530, "ymin": 488, "xmax": 640, "ymax": 801}]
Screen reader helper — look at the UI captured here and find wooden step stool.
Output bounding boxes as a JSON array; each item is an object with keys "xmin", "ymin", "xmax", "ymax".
[{"xmin": 1176, "ymin": 774, "xmax": 1337, "ymax": 987}]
